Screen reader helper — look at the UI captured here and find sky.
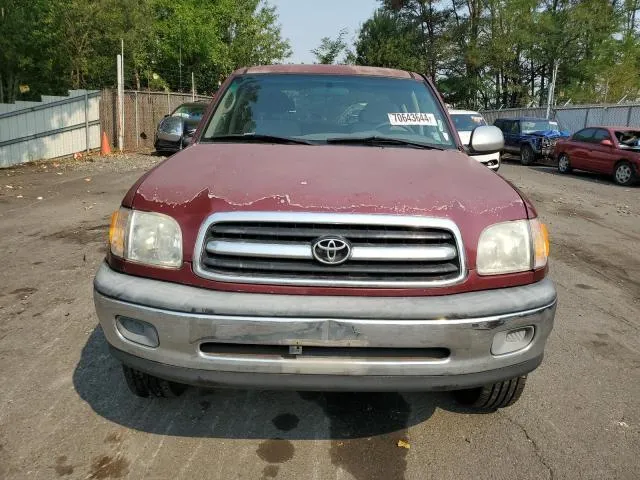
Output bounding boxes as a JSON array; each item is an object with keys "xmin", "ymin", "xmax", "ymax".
[{"xmin": 269, "ymin": 0, "xmax": 379, "ymax": 64}]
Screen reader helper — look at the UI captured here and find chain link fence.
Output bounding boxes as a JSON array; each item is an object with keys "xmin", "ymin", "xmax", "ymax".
[
  {"xmin": 481, "ymin": 103, "xmax": 640, "ymax": 133},
  {"xmin": 100, "ymin": 89, "xmax": 213, "ymax": 151}
]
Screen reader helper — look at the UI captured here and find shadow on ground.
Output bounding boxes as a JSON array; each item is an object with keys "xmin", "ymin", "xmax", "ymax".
[{"xmin": 73, "ymin": 327, "xmax": 487, "ymax": 441}]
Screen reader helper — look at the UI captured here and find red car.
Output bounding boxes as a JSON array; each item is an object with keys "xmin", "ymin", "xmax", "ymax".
[
  {"xmin": 554, "ymin": 126, "xmax": 640, "ymax": 186},
  {"xmin": 94, "ymin": 65, "xmax": 556, "ymax": 410}
]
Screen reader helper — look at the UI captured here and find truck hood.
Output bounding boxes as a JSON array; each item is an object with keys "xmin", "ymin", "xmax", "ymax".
[
  {"xmin": 527, "ymin": 129, "xmax": 570, "ymax": 138},
  {"xmin": 131, "ymin": 143, "xmax": 528, "ymax": 263}
]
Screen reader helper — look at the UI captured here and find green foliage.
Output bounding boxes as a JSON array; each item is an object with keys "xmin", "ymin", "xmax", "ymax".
[
  {"xmin": 0, "ymin": 0, "xmax": 290, "ymax": 101},
  {"xmin": 356, "ymin": 10, "xmax": 423, "ymax": 71},
  {"xmin": 355, "ymin": 0, "xmax": 640, "ymax": 108},
  {"xmin": 311, "ymin": 28, "xmax": 349, "ymax": 64},
  {"xmin": 0, "ymin": 0, "xmax": 61, "ymax": 102}
]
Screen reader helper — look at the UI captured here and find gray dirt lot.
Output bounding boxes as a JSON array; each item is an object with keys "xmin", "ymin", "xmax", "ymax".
[{"xmin": 0, "ymin": 154, "xmax": 638, "ymax": 480}]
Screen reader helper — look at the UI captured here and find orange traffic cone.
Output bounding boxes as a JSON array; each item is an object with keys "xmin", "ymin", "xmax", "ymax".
[{"xmin": 101, "ymin": 131, "xmax": 112, "ymax": 155}]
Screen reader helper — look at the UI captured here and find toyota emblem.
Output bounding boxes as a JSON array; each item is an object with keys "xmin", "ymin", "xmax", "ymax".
[{"xmin": 311, "ymin": 236, "xmax": 352, "ymax": 265}]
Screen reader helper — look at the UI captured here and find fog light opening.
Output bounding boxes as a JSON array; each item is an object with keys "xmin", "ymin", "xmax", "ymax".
[
  {"xmin": 491, "ymin": 326, "xmax": 534, "ymax": 355},
  {"xmin": 116, "ymin": 316, "xmax": 159, "ymax": 348}
]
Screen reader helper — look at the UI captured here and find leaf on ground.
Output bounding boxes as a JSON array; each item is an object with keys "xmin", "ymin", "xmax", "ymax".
[{"xmin": 396, "ymin": 439, "xmax": 410, "ymax": 449}]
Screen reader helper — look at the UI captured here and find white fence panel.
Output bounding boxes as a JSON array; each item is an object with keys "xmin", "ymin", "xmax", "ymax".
[
  {"xmin": 0, "ymin": 90, "xmax": 101, "ymax": 168},
  {"xmin": 481, "ymin": 103, "xmax": 640, "ymax": 134}
]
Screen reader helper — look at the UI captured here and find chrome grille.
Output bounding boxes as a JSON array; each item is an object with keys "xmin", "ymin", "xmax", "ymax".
[{"xmin": 193, "ymin": 212, "xmax": 466, "ymax": 287}]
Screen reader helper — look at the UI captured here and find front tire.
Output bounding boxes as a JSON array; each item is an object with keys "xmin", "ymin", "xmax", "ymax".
[
  {"xmin": 558, "ymin": 153, "xmax": 572, "ymax": 174},
  {"xmin": 122, "ymin": 365, "xmax": 187, "ymax": 398},
  {"xmin": 520, "ymin": 145, "xmax": 535, "ymax": 166},
  {"xmin": 614, "ymin": 161, "xmax": 635, "ymax": 186},
  {"xmin": 454, "ymin": 375, "xmax": 527, "ymax": 410}
]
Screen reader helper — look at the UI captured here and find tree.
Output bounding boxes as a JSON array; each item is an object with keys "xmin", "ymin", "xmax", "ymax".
[
  {"xmin": 0, "ymin": 0, "xmax": 291, "ymax": 101},
  {"xmin": 381, "ymin": 0, "xmax": 450, "ymax": 81},
  {"xmin": 356, "ymin": 0, "xmax": 640, "ymax": 107},
  {"xmin": 0, "ymin": 0, "xmax": 62, "ymax": 102},
  {"xmin": 355, "ymin": 10, "xmax": 422, "ymax": 71},
  {"xmin": 311, "ymin": 28, "xmax": 349, "ymax": 64}
]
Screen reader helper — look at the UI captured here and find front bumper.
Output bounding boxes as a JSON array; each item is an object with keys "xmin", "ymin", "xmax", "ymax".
[
  {"xmin": 94, "ymin": 263, "xmax": 557, "ymax": 391},
  {"xmin": 539, "ymin": 143, "xmax": 556, "ymax": 158},
  {"xmin": 153, "ymin": 137, "xmax": 181, "ymax": 153},
  {"xmin": 471, "ymin": 152, "xmax": 501, "ymax": 170}
]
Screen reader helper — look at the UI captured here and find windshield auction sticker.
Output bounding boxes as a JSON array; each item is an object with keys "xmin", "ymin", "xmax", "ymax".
[{"xmin": 388, "ymin": 113, "xmax": 437, "ymax": 126}]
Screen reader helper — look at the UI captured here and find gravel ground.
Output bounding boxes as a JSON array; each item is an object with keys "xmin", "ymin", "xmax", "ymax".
[{"xmin": 0, "ymin": 154, "xmax": 638, "ymax": 480}]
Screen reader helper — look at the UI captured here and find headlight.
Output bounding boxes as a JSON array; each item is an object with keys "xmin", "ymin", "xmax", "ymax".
[
  {"xmin": 109, "ymin": 207, "xmax": 182, "ymax": 268},
  {"xmin": 477, "ymin": 219, "xmax": 548, "ymax": 275}
]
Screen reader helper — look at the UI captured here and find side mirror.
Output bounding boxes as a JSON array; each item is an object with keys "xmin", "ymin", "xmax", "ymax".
[
  {"xmin": 600, "ymin": 139, "xmax": 613, "ymax": 147},
  {"xmin": 468, "ymin": 125, "xmax": 504, "ymax": 154},
  {"xmin": 183, "ymin": 128, "xmax": 196, "ymax": 145}
]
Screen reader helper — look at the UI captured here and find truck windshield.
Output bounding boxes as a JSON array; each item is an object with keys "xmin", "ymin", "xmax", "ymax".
[
  {"xmin": 521, "ymin": 121, "xmax": 559, "ymax": 134},
  {"xmin": 202, "ymin": 74, "xmax": 455, "ymax": 148},
  {"xmin": 450, "ymin": 113, "xmax": 486, "ymax": 131}
]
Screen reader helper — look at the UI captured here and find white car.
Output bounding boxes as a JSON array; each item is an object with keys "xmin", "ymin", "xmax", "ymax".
[{"xmin": 450, "ymin": 109, "xmax": 501, "ymax": 171}]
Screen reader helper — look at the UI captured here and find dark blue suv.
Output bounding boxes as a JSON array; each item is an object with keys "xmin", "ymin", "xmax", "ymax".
[{"xmin": 494, "ymin": 117, "xmax": 570, "ymax": 165}]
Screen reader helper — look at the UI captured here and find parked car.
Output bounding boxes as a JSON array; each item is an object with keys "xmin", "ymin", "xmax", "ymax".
[
  {"xmin": 494, "ymin": 117, "xmax": 570, "ymax": 165},
  {"xmin": 94, "ymin": 65, "xmax": 556, "ymax": 410},
  {"xmin": 450, "ymin": 109, "xmax": 501, "ymax": 171},
  {"xmin": 154, "ymin": 102, "xmax": 207, "ymax": 153},
  {"xmin": 554, "ymin": 126, "xmax": 639, "ymax": 186}
]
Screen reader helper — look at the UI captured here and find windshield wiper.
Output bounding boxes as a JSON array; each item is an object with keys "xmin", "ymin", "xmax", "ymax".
[
  {"xmin": 326, "ymin": 136, "xmax": 444, "ymax": 150},
  {"xmin": 206, "ymin": 134, "xmax": 314, "ymax": 145}
]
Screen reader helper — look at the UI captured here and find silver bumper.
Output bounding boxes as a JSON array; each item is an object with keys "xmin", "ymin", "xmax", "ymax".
[
  {"xmin": 94, "ymin": 263, "xmax": 556, "ymax": 390},
  {"xmin": 471, "ymin": 152, "xmax": 501, "ymax": 170}
]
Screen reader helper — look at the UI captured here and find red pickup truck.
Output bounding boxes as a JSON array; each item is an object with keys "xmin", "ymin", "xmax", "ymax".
[{"xmin": 94, "ymin": 65, "xmax": 556, "ymax": 410}]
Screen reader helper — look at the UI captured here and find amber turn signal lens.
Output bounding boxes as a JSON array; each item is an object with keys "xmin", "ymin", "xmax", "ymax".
[
  {"xmin": 531, "ymin": 219, "xmax": 549, "ymax": 269},
  {"xmin": 109, "ymin": 208, "xmax": 129, "ymax": 257}
]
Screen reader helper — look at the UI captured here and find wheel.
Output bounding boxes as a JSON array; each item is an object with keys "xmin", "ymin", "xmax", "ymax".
[
  {"xmin": 454, "ymin": 376, "xmax": 527, "ymax": 410},
  {"xmin": 122, "ymin": 365, "xmax": 187, "ymax": 398},
  {"xmin": 558, "ymin": 153, "xmax": 572, "ymax": 174},
  {"xmin": 614, "ymin": 161, "xmax": 635, "ymax": 186},
  {"xmin": 520, "ymin": 145, "xmax": 535, "ymax": 166}
]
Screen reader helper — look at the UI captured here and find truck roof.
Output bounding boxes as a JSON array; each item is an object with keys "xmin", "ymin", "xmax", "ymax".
[{"xmin": 233, "ymin": 64, "xmax": 416, "ymax": 79}]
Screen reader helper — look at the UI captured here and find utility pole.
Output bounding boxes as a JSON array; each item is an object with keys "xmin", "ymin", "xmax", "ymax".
[
  {"xmin": 116, "ymin": 54, "xmax": 124, "ymax": 152},
  {"xmin": 179, "ymin": 28, "xmax": 182, "ymax": 92},
  {"xmin": 120, "ymin": 39, "xmax": 125, "ymax": 151},
  {"xmin": 191, "ymin": 72, "xmax": 195, "ymax": 101},
  {"xmin": 546, "ymin": 60, "xmax": 558, "ymax": 120}
]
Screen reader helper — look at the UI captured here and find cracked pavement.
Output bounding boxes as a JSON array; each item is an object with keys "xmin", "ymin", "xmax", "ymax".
[{"xmin": 0, "ymin": 155, "xmax": 638, "ymax": 479}]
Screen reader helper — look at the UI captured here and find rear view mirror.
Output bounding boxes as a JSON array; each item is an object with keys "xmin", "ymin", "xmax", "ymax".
[
  {"xmin": 468, "ymin": 126, "xmax": 504, "ymax": 154},
  {"xmin": 600, "ymin": 139, "xmax": 613, "ymax": 147}
]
